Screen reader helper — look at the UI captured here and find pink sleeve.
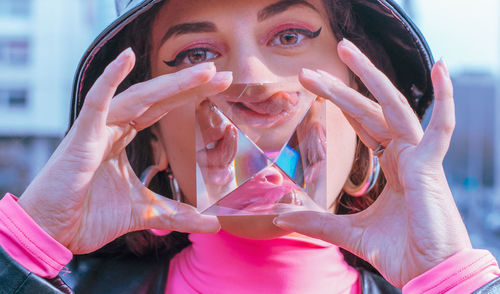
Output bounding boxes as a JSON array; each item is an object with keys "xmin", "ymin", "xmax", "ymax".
[
  {"xmin": 0, "ymin": 193, "xmax": 72, "ymax": 278},
  {"xmin": 403, "ymin": 248, "xmax": 500, "ymax": 293}
]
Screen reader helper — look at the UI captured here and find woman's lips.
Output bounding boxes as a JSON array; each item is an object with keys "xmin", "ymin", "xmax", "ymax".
[
  {"xmin": 228, "ymin": 91, "xmax": 300, "ymax": 128},
  {"xmin": 196, "ymin": 100, "xmax": 239, "ymax": 185},
  {"xmin": 303, "ymin": 122, "xmax": 326, "ymax": 184},
  {"xmin": 217, "ymin": 166, "xmax": 301, "ymax": 212},
  {"xmin": 198, "ymin": 125, "xmax": 238, "ymax": 169},
  {"xmin": 197, "ymin": 125, "xmax": 238, "ymax": 186}
]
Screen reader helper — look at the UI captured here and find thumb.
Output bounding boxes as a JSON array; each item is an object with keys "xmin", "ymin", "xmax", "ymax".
[
  {"xmin": 137, "ymin": 191, "xmax": 221, "ymax": 234},
  {"xmin": 274, "ymin": 211, "xmax": 355, "ymax": 249}
]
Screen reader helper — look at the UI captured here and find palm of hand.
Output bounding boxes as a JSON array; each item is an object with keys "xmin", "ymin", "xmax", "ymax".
[
  {"xmin": 348, "ymin": 140, "xmax": 469, "ymax": 287},
  {"xmin": 64, "ymin": 149, "xmax": 138, "ymax": 254}
]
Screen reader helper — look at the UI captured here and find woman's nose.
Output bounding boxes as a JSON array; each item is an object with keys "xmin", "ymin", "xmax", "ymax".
[{"xmin": 231, "ymin": 55, "xmax": 278, "ymax": 84}]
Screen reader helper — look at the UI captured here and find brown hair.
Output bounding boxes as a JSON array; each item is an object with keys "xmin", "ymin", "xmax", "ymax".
[{"xmin": 94, "ymin": 0, "xmax": 393, "ymax": 273}]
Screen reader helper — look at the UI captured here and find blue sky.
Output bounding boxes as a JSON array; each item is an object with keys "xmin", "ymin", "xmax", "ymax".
[{"xmin": 402, "ymin": 0, "xmax": 499, "ymax": 74}]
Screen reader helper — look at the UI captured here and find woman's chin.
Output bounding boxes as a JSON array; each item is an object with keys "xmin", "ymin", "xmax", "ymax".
[{"xmin": 217, "ymin": 215, "xmax": 291, "ymax": 240}]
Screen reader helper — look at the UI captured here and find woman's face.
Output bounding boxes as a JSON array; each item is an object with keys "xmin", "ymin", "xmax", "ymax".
[{"xmin": 150, "ymin": 0, "xmax": 357, "ymax": 239}]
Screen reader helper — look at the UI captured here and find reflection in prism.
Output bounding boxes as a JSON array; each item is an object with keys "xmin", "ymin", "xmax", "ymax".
[
  {"xmin": 196, "ymin": 82, "xmax": 328, "ymax": 215},
  {"xmin": 203, "ymin": 165, "xmax": 323, "ymax": 216}
]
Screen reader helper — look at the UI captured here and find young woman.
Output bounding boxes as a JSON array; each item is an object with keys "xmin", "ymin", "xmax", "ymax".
[{"xmin": 0, "ymin": 0, "xmax": 499, "ymax": 293}]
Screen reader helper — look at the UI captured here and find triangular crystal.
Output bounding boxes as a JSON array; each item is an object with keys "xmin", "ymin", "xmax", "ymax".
[
  {"xmin": 195, "ymin": 100, "xmax": 271, "ymax": 212},
  {"xmin": 195, "ymin": 82, "xmax": 329, "ymax": 215}
]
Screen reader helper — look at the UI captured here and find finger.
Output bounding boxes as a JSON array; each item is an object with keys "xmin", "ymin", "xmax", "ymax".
[
  {"xmin": 418, "ymin": 59, "xmax": 455, "ymax": 161},
  {"xmin": 299, "ymin": 68, "xmax": 391, "ymax": 145},
  {"xmin": 78, "ymin": 48, "xmax": 136, "ymax": 134},
  {"xmin": 274, "ymin": 211, "xmax": 359, "ymax": 251},
  {"xmin": 131, "ymin": 71, "xmax": 232, "ymax": 130},
  {"xmin": 125, "ymin": 154, "xmax": 220, "ymax": 234},
  {"xmin": 138, "ymin": 191, "xmax": 221, "ymax": 234},
  {"xmin": 338, "ymin": 39, "xmax": 423, "ymax": 144},
  {"xmin": 107, "ymin": 62, "xmax": 228, "ymax": 126},
  {"xmin": 343, "ymin": 112, "xmax": 383, "ymax": 150}
]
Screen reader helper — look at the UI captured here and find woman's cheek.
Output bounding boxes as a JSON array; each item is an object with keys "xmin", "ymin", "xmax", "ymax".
[
  {"xmin": 158, "ymin": 102, "xmax": 198, "ymax": 205},
  {"xmin": 325, "ymin": 102, "xmax": 357, "ymax": 208}
]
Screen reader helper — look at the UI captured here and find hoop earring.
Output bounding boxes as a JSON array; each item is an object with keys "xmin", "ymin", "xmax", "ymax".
[
  {"xmin": 140, "ymin": 166, "xmax": 182, "ymax": 202},
  {"xmin": 343, "ymin": 149, "xmax": 381, "ymax": 197}
]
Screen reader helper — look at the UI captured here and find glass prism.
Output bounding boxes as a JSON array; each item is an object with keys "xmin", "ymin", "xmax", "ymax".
[{"xmin": 195, "ymin": 82, "xmax": 329, "ymax": 215}]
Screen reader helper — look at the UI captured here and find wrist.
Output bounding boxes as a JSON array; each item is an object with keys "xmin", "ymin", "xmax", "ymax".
[{"xmin": 17, "ymin": 192, "xmax": 69, "ymax": 248}]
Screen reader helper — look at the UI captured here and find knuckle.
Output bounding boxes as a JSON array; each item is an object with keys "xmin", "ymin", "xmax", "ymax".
[
  {"xmin": 170, "ymin": 79, "xmax": 184, "ymax": 95},
  {"xmin": 127, "ymin": 83, "xmax": 149, "ymax": 106},
  {"xmin": 82, "ymin": 94, "xmax": 104, "ymax": 113},
  {"xmin": 318, "ymin": 213, "xmax": 330, "ymax": 239},
  {"xmin": 127, "ymin": 83, "xmax": 142, "ymax": 96},
  {"xmin": 366, "ymin": 102, "xmax": 382, "ymax": 117},
  {"xmin": 359, "ymin": 66, "xmax": 371, "ymax": 81},
  {"xmin": 351, "ymin": 110, "xmax": 365, "ymax": 122},
  {"xmin": 101, "ymin": 65, "xmax": 121, "ymax": 88},
  {"xmin": 396, "ymin": 93, "xmax": 409, "ymax": 106},
  {"xmin": 442, "ymin": 120, "xmax": 455, "ymax": 134},
  {"xmin": 429, "ymin": 119, "xmax": 455, "ymax": 135}
]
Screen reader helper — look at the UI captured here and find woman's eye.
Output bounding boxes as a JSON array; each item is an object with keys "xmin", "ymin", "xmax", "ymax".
[
  {"xmin": 280, "ymin": 32, "xmax": 301, "ymax": 45},
  {"xmin": 164, "ymin": 48, "xmax": 220, "ymax": 67},
  {"xmin": 268, "ymin": 27, "xmax": 322, "ymax": 47}
]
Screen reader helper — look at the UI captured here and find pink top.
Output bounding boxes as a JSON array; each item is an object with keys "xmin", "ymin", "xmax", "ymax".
[
  {"xmin": 165, "ymin": 231, "xmax": 360, "ymax": 294},
  {"xmin": 1, "ymin": 193, "xmax": 499, "ymax": 293}
]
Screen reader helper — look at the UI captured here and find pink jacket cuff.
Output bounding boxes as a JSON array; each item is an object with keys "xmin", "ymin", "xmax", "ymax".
[
  {"xmin": 403, "ymin": 248, "xmax": 500, "ymax": 293},
  {"xmin": 0, "ymin": 193, "xmax": 72, "ymax": 278}
]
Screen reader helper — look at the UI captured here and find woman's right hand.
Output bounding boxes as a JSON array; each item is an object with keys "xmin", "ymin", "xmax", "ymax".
[{"xmin": 17, "ymin": 48, "xmax": 232, "ymax": 254}]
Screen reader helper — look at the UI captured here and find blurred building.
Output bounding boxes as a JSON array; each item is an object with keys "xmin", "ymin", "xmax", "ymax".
[
  {"xmin": 0, "ymin": 0, "xmax": 114, "ymax": 195},
  {"xmin": 447, "ymin": 72, "xmax": 495, "ymax": 190},
  {"xmin": 445, "ymin": 71, "xmax": 500, "ymax": 257}
]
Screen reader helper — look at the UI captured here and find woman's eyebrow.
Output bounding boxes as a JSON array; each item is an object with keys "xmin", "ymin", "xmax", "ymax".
[
  {"xmin": 257, "ymin": 0, "xmax": 320, "ymax": 22},
  {"xmin": 160, "ymin": 0, "xmax": 318, "ymax": 45},
  {"xmin": 161, "ymin": 21, "xmax": 217, "ymax": 44}
]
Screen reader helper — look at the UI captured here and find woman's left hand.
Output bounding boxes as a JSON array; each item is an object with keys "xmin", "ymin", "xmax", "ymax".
[{"xmin": 274, "ymin": 39, "xmax": 472, "ymax": 288}]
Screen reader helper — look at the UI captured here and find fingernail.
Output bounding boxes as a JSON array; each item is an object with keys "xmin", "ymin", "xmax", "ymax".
[
  {"xmin": 211, "ymin": 71, "xmax": 233, "ymax": 83},
  {"xmin": 116, "ymin": 47, "xmax": 133, "ymax": 64},
  {"xmin": 150, "ymin": 229, "xmax": 172, "ymax": 236},
  {"xmin": 193, "ymin": 61, "xmax": 215, "ymax": 72},
  {"xmin": 438, "ymin": 57, "xmax": 449, "ymax": 76},
  {"xmin": 272, "ymin": 217, "xmax": 282, "ymax": 227},
  {"xmin": 340, "ymin": 38, "xmax": 360, "ymax": 53},
  {"xmin": 273, "ymin": 216, "xmax": 291, "ymax": 228},
  {"xmin": 301, "ymin": 68, "xmax": 321, "ymax": 80}
]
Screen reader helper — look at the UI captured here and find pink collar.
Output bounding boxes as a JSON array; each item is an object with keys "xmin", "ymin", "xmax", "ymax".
[{"xmin": 166, "ymin": 231, "xmax": 360, "ymax": 294}]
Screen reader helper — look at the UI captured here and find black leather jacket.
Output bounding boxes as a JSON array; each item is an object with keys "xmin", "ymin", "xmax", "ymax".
[{"xmin": 2, "ymin": 246, "xmax": 500, "ymax": 294}]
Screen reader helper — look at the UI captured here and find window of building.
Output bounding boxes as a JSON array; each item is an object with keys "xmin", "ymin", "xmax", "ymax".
[
  {"xmin": 0, "ymin": 0, "xmax": 32, "ymax": 17},
  {"xmin": 0, "ymin": 39, "xmax": 30, "ymax": 66},
  {"xmin": 0, "ymin": 88, "xmax": 28, "ymax": 109}
]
